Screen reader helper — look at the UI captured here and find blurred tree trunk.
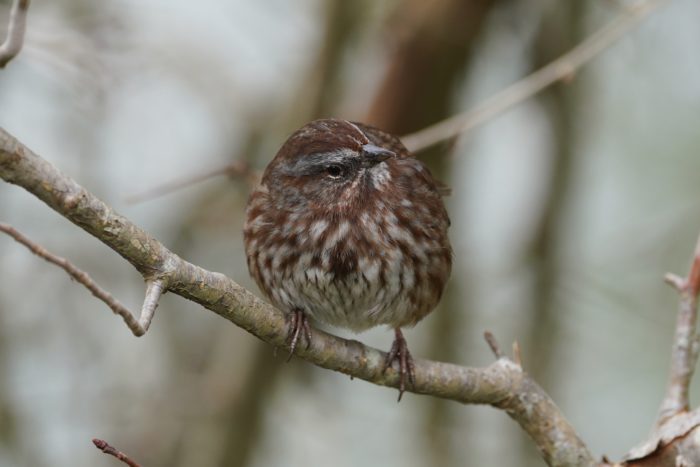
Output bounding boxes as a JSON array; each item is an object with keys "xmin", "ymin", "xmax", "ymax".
[
  {"xmin": 364, "ymin": 1, "xmax": 497, "ymax": 465},
  {"xmin": 161, "ymin": 128, "xmax": 269, "ymax": 467},
  {"xmin": 521, "ymin": 2, "xmax": 585, "ymax": 464},
  {"xmin": 0, "ymin": 325, "xmax": 18, "ymax": 466},
  {"xmin": 209, "ymin": 3, "xmax": 367, "ymax": 466},
  {"xmin": 307, "ymin": 0, "xmax": 366, "ymax": 119},
  {"xmin": 526, "ymin": 0, "xmax": 583, "ymax": 396}
]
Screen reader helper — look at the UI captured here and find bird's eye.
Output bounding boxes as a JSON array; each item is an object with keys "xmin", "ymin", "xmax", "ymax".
[{"xmin": 325, "ymin": 165, "xmax": 343, "ymax": 178}]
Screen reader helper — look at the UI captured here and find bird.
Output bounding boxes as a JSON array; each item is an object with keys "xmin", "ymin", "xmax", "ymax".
[{"xmin": 243, "ymin": 118, "xmax": 452, "ymax": 399}]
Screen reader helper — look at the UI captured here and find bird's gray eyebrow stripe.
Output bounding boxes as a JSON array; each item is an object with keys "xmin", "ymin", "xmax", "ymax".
[{"xmin": 345, "ymin": 121, "xmax": 370, "ymax": 145}]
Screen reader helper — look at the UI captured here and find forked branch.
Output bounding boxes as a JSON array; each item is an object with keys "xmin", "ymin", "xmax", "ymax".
[
  {"xmin": 619, "ymin": 232, "xmax": 700, "ymax": 465},
  {"xmin": 658, "ymin": 233, "xmax": 700, "ymax": 423}
]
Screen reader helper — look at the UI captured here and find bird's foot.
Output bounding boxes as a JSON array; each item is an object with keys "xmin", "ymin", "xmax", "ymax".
[
  {"xmin": 286, "ymin": 309, "xmax": 312, "ymax": 361},
  {"xmin": 383, "ymin": 328, "xmax": 416, "ymax": 401}
]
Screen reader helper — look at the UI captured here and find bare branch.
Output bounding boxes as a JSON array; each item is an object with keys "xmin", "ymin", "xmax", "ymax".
[
  {"xmin": 657, "ymin": 231, "xmax": 700, "ymax": 424},
  {"xmin": 512, "ymin": 340, "xmax": 522, "ymax": 367},
  {"xmin": 665, "ymin": 273, "xmax": 686, "ymax": 292},
  {"xmin": 0, "ymin": 222, "xmax": 163, "ymax": 336},
  {"xmin": 688, "ymin": 234, "xmax": 700, "ymax": 297},
  {"xmin": 136, "ymin": 279, "xmax": 164, "ymax": 335},
  {"xmin": 484, "ymin": 331, "xmax": 503, "ymax": 359},
  {"xmin": 124, "ymin": 160, "xmax": 259, "ymax": 204},
  {"xmin": 623, "ymin": 410, "xmax": 700, "ymax": 464},
  {"xmin": 92, "ymin": 439, "xmax": 141, "ymax": 467},
  {"xmin": 0, "ymin": 0, "xmax": 30, "ymax": 68},
  {"xmin": 400, "ymin": 0, "xmax": 671, "ymax": 153},
  {"xmin": 0, "ymin": 222, "xmax": 133, "ymax": 324},
  {"xmin": 0, "ymin": 127, "xmax": 596, "ymax": 466},
  {"xmin": 613, "ymin": 232, "xmax": 700, "ymax": 464}
]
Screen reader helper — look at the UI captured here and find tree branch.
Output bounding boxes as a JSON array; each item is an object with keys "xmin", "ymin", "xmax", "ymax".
[
  {"xmin": 0, "ymin": 0, "xmax": 29, "ymax": 68},
  {"xmin": 658, "ymin": 232, "xmax": 700, "ymax": 424},
  {"xmin": 0, "ymin": 222, "xmax": 162, "ymax": 336},
  {"xmin": 618, "ymin": 230, "xmax": 700, "ymax": 465},
  {"xmin": 0, "ymin": 127, "xmax": 596, "ymax": 466},
  {"xmin": 483, "ymin": 331, "xmax": 503, "ymax": 359},
  {"xmin": 92, "ymin": 439, "xmax": 141, "ymax": 467},
  {"xmin": 123, "ymin": 160, "xmax": 259, "ymax": 205},
  {"xmin": 400, "ymin": 0, "xmax": 671, "ymax": 153},
  {"xmin": 136, "ymin": 278, "xmax": 164, "ymax": 335}
]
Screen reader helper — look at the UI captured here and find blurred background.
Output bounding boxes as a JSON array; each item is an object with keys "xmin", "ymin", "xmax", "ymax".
[{"xmin": 1, "ymin": 0, "xmax": 699, "ymax": 465}]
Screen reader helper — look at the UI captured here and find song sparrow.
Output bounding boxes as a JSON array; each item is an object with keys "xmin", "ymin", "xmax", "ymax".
[{"xmin": 243, "ymin": 119, "xmax": 452, "ymax": 399}]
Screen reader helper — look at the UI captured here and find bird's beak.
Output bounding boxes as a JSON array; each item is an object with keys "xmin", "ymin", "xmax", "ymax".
[{"xmin": 362, "ymin": 144, "xmax": 395, "ymax": 166}]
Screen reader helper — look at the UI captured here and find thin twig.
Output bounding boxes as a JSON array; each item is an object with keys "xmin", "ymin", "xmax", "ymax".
[
  {"xmin": 0, "ymin": 222, "xmax": 134, "ymax": 324},
  {"xmin": 512, "ymin": 340, "xmax": 522, "ymax": 367},
  {"xmin": 664, "ymin": 272, "xmax": 686, "ymax": 291},
  {"xmin": 688, "ymin": 233, "xmax": 700, "ymax": 297},
  {"xmin": 0, "ymin": 0, "xmax": 30, "ymax": 68},
  {"xmin": 136, "ymin": 278, "xmax": 164, "ymax": 336},
  {"xmin": 0, "ymin": 222, "xmax": 163, "ymax": 336},
  {"xmin": 92, "ymin": 439, "xmax": 141, "ymax": 467},
  {"xmin": 657, "ymin": 231, "xmax": 700, "ymax": 425},
  {"xmin": 400, "ymin": 0, "xmax": 671, "ymax": 153},
  {"xmin": 124, "ymin": 161, "xmax": 258, "ymax": 204},
  {"xmin": 484, "ymin": 331, "xmax": 503, "ymax": 359}
]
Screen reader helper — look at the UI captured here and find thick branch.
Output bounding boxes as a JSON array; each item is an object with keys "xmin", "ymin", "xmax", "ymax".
[
  {"xmin": 400, "ymin": 0, "xmax": 671, "ymax": 153},
  {"xmin": 0, "ymin": 0, "xmax": 29, "ymax": 68},
  {"xmin": 0, "ymin": 127, "xmax": 595, "ymax": 466}
]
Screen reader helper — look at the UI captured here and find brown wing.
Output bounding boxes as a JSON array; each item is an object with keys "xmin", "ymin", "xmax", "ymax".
[{"xmin": 434, "ymin": 180, "xmax": 452, "ymax": 197}]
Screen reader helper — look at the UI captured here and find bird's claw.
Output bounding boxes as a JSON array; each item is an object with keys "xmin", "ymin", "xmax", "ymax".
[
  {"xmin": 286, "ymin": 309, "xmax": 312, "ymax": 361},
  {"xmin": 383, "ymin": 328, "xmax": 415, "ymax": 401}
]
